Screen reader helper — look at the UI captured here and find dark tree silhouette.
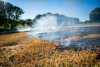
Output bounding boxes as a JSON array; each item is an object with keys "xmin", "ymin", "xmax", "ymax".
[
  {"xmin": 0, "ymin": 1, "xmax": 24, "ymax": 20},
  {"xmin": 0, "ymin": 0, "xmax": 24, "ymax": 32},
  {"xmin": 35, "ymin": 14, "xmax": 42, "ymax": 19},
  {"xmin": 25, "ymin": 19, "xmax": 33, "ymax": 26},
  {"xmin": 90, "ymin": 7, "xmax": 100, "ymax": 22}
]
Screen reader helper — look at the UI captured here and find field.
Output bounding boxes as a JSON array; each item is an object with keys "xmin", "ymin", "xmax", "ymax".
[{"xmin": 0, "ymin": 32, "xmax": 100, "ymax": 67}]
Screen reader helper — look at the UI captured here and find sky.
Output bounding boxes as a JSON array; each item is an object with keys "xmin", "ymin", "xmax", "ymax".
[{"xmin": 6, "ymin": 0, "xmax": 100, "ymax": 21}]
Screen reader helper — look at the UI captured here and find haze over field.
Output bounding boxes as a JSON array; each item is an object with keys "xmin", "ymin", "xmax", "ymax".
[
  {"xmin": 0, "ymin": 0, "xmax": 100, "ymax": 67},
  {"xmin": 8, "ymin": 0, "xmax": 100, "ymax": 21}
]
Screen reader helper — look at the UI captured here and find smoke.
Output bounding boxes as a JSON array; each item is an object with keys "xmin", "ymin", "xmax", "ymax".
[
  {"xmin": 33, "ymin": 13, "xmax": 59, "ymax": 33},
  {"xmin": 29, "ymin": 13, "xmax": 79, "ymax": 37},
  {"xmin": 28, "ymin": 13, "xmax": 100, "ymax": 48}
]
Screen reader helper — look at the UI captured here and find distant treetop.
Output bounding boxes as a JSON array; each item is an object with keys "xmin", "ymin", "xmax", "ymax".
[{"xmin": 90, "ymin": 7, "xmax": 100, "ymax": 22}]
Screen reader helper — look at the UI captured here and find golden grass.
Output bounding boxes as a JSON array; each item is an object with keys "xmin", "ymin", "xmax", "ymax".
[
  {"xmin": 0, "ymin": 32, "xmax": 30, "ymax": 47},
  {"xmin": 0, "ymin": 32, "xmax": 100, "ymax": 67}
]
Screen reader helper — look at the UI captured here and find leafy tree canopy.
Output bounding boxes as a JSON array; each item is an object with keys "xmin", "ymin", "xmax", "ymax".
[{"xmin": 0, "ymin": 0, "xmax": 24, "ymax": 20}]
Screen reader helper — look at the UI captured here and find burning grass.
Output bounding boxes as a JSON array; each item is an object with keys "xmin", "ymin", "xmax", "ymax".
[{"xmin": 0, "ymin": 32, "xmax": 100, "ymax": 67}]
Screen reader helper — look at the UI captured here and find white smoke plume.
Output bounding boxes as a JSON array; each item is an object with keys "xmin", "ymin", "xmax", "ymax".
[{"xmin": 29, "ymin": 13, "xmax": 79, "ymax": 38}]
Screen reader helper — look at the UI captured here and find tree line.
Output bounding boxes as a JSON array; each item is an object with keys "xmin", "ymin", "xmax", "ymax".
[
  {"xmin": 0, "ymin": 1, "xmax": 33, "ymax": 32},
  {"xmin": 0, "ymin": 0, "xmax": 100, "ymax": 33}
]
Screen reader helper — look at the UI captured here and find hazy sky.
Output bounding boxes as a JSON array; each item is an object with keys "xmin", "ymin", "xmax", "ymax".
[{"xmin": 7, "ymin": 0, "xmax": 100, "ymax": 21}]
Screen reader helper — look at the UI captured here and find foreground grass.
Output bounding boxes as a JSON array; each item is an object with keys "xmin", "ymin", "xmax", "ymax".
[{"xmin": 0, "ymin": 33, "xmax": 100, "ymax": 67}]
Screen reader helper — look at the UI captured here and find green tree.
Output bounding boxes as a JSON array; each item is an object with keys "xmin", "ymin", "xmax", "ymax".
[
  {"xmin": 25, "ymin": 19, "xmax": 33, "ymax": 26},
  {"xmin": 0, "ymin": 1, "xmax": 24, "ymax": 20},
  {"xmin": 0, "ymin": 0, "xmax": 24, "ymax": 31}
]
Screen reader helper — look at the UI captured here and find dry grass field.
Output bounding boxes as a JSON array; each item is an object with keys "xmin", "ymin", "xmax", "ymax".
[{"xmin": 0, "ymin": 32, "xmax": 100, "ymax": 67}]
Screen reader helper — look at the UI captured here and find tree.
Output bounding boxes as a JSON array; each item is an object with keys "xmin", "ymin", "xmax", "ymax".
[
  {"xmin": 25, "ymin": 19, "xmax": 33, "ymax": 26},
  {"xmin": 0, "ymin": 0, "xmax": 24, "ymax": 20},
  {"xmin": 11, "ymin": 6, "xmax": 24, "ymax": 20},
  {"xmin": 0, "ymin": 0, "xmax": 24, "ymax": 31},
  {"xmin": 89, "ymin": 7, "xmax": 100, "ymax": 22}
]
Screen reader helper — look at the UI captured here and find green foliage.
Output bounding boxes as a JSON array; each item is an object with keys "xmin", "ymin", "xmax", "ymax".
[
  {"xmin": 0, "ymin": 0, "xmax": 25, "ymax": 32},
  {"xmin": 0, "ymin": 1, "xmax": 24, "ymax": 20},
  {"xmin": 25, "ymin": 19, "xmax": 33, "ymax": 27}
]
